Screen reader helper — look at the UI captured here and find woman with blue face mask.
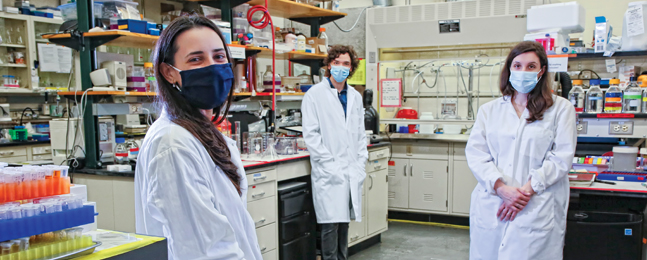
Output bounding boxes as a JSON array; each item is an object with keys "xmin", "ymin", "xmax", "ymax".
[
  {"xmin": 465, "ymin": 41, "xmax": 577, "ymax": 260},
  {"xmin": 134, "ymin": 16, "xmax": 262, "ymax": 260}
]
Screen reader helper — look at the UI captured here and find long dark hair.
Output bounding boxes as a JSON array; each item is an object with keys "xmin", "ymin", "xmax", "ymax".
[
  {"xmin": 499, "ymin": 41, "xmax": 554, "ymax": 123},
  {"xmin": 153, "ymin": 15, "xmax": 241, "ymax": 195}
]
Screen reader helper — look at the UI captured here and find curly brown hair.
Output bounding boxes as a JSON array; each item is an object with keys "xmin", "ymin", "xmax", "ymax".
[{"xmin": 324, "ymin": 45, "xmax": 359, "ymax": 78}]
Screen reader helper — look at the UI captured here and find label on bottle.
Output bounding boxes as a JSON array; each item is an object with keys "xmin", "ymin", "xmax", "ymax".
[
  {"xmin": 624, "ymin": 92, "xmax": 642, "ymax": 99},
  {"xmin": 605, "ymin": 107, "xmax": 622, "ymax": 111},
  {"xmin": 588, "ymin": 96, "xmax": 603, "ymax": 100},
  {"xmin": 606, "ymin": 97, "xmax": 622, "ymax": 102},
  {"xmin": 53, "ymin": 170, "xmax": 61, "ymax": 178},
  {"xmin": 643, "ymin": 97, "xmax": 647, "ymax": 102},
  {"xmin": 630, "ymin": 99, "xmax": 641, "ymax": 107},
  {"xmin": 115, "ymin": 153, "xmax": 129, "ymax": 157}
]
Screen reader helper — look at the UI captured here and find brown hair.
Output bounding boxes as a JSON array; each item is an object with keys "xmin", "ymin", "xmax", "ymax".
[
  {"xmin": 324, "ymin": 45, "xmax": 360, "ymax": 78},
  {"xmin": 499, "ymin": 41, "xmax": 554, "ymax": 123},
  {"xmin": 153, "ymin": 15, "xmax": 241, "ymax": 195}
]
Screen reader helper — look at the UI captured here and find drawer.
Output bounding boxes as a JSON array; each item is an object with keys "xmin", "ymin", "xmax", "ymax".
[
  {"xmin": 248, "ymin": 196, "xmax": 277, "ymax": 228},
  {"xmin": 256, "ymin": 222, "xmax": 277, "ymax": 254},
  {"xmin": 280, "ymin": 212, "xmax": 314, "ymax": 242},
  {"xmin": 391, "ymin": 141, "xmax": 449, "ymax": 159},
  {"xmin": 262, "ymin": 249, "xmax": 277, "ymax": 260},
  {"xmin": 368, "ymin": 148, "xmax": 388, "ymax": 161},
  {"xmin": 0, "ymin": 147, "xmax": 27, "ymax": 158},
  {"xmin": 247, "ymin": 181, "xmax": 276, "ymax": 202},
  {"xmin": 32, "ymin": 154, "xmax": 52, "ymax": 161},
  {"xmin": 280, "ymin": 232, "xmax": 316, "ymax": 260},
  {"xmin": 31, "ymin": 146, "xmax": 52, "ymax": 155},
  {"xmin": 0, "ymin": 156, "xmax": 27, "ymax": 163},
  {"xmin": 278, "ymin": 188, "xmax": 311, "ymax": 218},
  {"xmin": 366, "ymin": 158, "xmax": 388, "ymax": 173},
  {"xmin": 246, "ymin": 169, "xmax": 277, "ymax": 185}
]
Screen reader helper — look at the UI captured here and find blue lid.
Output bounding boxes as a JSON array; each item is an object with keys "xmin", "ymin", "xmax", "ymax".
[
  {"xmin": 15, "ymin": 126, "xmax": 25, "ymax": 129},
  {"xmin": 590, "ymin": 79, "xmax": 601, "ymax": 85},
  {"xmin": 116, "ymin": 138, "xmax": 126, "ymax": 143}
]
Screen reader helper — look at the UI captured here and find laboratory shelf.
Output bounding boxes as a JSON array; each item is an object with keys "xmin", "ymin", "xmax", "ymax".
[
  {"xmin": 186, "ymin": 0, "xmax": 250, "ymax": 8},
  {"xmin": 0, "ymin": 63, "xmax": 28, "ymax": 68},
  {"xmin": 43, "ymin": 31, "xmax": 160, "ymax": 50},
  {"xmin": 56, "ymin": 91, "xmax": 158, "ymax": 96},
  {"xmin": 247, "ymin": 0, "xmax": 346, "ymax": 26},
  {"xmin": 577, "ymin": 113, "xmax": 647, "ymax": 119},
  {"xmin": 563, "ymin": 51, "xmax": 647, "ymax": 60},
  {"xmin": 0, "ymin": 43, "xmax": 27, "ymax": 48},
  {"xmin": 0, "ymin": 205, "xmax": 95, "ymax": 242},
  {"xmin": 247, "ymin": 46, "xmax": 327, "ymax": 60},
  {"xmin": 234, "ymin": 92, "xmax": 305, "ymax": 96}
]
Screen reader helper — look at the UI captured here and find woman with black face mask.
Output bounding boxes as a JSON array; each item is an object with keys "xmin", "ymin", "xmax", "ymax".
[{"xmin": 134, "ymin": 16, "xmax": 262, "ymax": 260}]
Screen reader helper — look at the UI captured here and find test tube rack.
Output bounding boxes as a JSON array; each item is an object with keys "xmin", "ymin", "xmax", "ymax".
[{"xmin": 0, "ymin": 205, "xmax": 95, "ymax": 242}]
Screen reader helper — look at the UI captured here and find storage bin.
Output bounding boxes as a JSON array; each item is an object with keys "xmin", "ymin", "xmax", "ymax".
[
  {"xmin": 102, "ymin": 0, "xmax": 140, "ymax": 20},
  {"xmin": 611, "ymin": 146, "xmax": 639, "ymax": 171},
  {"xmin": 58, "ymin": 2, "xmax": 103, "ymax": 21},
  {"xmin": 118, "ymin": 19, "xmax": 147, "ymax": 34}
]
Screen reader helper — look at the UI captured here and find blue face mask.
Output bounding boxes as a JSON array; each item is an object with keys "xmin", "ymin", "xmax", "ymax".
[
  {"xmin": 509, "ymin": 70, "xmax": 542, "ymax": 94},
  {"xmin": 330, "ymin": 65, "xmax": 350, "ymax": 83},
  {"xmin": 168, "ymin": 63, "xmax": 234, "ymax": 109}
]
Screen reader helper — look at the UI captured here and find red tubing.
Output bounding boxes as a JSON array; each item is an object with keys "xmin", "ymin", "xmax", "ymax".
[{"xmin": 247, "ymin": 0, "xmax": 277, "ymax": 111}]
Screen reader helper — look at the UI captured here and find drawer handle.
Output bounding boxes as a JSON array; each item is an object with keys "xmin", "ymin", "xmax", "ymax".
[
  {"xmin": 253, "ymin": 176, "xmax": 267, "ymax": 181},
  {"xmin": 252, "ymin": 192, "xmax": 266, "ymax": 198},
  {"xmin": 255, "ymin": 218, "xmax": 266, "ymax": 225},
  {"xmin": 260, "ymin": 246, "xmax": 267, "ymax": 253},
  {"xmin": 369, "ymin": 175, "xmax": 374, "ymax": 190}
]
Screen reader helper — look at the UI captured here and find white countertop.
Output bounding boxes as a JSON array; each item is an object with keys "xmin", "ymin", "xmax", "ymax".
[{"xmin": 382, "ymin": 133, "xmax": 470, "ymax": 142}]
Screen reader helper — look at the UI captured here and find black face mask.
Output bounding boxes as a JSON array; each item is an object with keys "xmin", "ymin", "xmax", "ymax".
[{"xmin": 168, "ymin": 63, "xmax": 234, "ymax": 109}]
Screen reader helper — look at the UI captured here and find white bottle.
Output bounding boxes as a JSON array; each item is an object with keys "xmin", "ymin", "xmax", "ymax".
[
  {"xmin": 296, "ymin": 34, "xmax": 306, "ymax": 52},
  {"xmin": 419, "ymin": 112, "xmax": 436, "ymax": 134},
  {"xmin": 285, "ymin": 32, "xmax": 297, "ymax": 51},
  {"xmin": 317, "ymin": 28, "xmax": 329, "ymax": 49}
]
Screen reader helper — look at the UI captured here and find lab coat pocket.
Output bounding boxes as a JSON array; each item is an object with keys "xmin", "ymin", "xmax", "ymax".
[
  {"xmin": 471, "ymin": 186, "xmax": 500, "ymax": 229},
  {"xmin": 513, "ymin": 191, "xmax": 555, "ymax": 231},
  {"xmin": 521, "ymin": 127, "xmax": 554, "ymax": 168},
  {"xmin": 318, "ymin": 159, "xmax": 345, "ymax": 186}
]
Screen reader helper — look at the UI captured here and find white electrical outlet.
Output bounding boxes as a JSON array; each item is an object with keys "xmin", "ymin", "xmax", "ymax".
[
  {"xmin": 129, "ymin": 104, "xmax": 143, "ymax": 114},
  {"xmin": 609, "ymin": 121, "xmax": 634, "ymax": 135}
]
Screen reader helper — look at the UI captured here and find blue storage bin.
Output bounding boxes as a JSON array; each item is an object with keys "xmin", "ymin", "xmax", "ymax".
[
  {"xmin": 0, "ymin": 205, "xmax": 95, "ymax": 242},
  {"xmin": 117, "ymin": 19, "xmax": 147, "ymax": 34},
  {"xmin": 149, "ymin": 29, "xmax": 160, "ymax": 36}
]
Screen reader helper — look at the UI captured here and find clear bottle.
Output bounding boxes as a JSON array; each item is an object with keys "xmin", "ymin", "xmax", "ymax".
[
  {"xmin": 623, "ymin": 76, "xmax": 642, "ymax": 113},
  {"xmin": 144, "ymin": 62, "xmax": 156, "ymax": 92},
  {"xmin": 569, "ymin": 79, "xmax": 585, "ymax": 113},
  {"xmin": 262, "ymin": 65, "xmax": 281, "ymax": 92},
  {"xmin": 114, "ymin": 138, "xmax": 129, "ymax": 165},
  {"xmin": 126, "ymin": 140, "xmax": 139, "ymax": 161},
  {"xmin": 274, "ymin": 26, "xmax": 283, "ymax": 44},
  {"xmin": 605, "ymin": 78, "xmax": 623, "ymax": 113},
  {"xmin": 586, "ymin": 79, "xmax": 604, "ymax": 113},
  {"xmin": 15, "ymin": 26, "xmax": 23, "ymax": 45},
  {"xmin": 317, "ymin": 27, "xmax": 329, "ymax": 49},
  {"xmin": 298, "ymin": 70, "xmax": 311, "ymax": 84}
]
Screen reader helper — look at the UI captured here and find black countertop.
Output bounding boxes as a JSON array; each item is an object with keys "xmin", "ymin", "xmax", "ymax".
[
  {"xmin": 0, "ymin": 140, "xmax": 50, "ymax": 147},
  {"xmin": 73, "ymin": 142, "xmax": 392, "ymax": 177}
]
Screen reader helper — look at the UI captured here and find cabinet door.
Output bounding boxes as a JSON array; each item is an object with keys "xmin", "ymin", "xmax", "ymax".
[
  {"xmin": 368, "ymin": 169, "xmax": 389, "ymax": 235},
  {"xmin": 408, "ymin": 159, "xmax": 448, "ymax": 212},
  {"xmin": 452, "ymin": 160, "xmax": 478, "ymax": 214},
  {"xmin": 348, "ymin": 220, "xmax": 366, "ymax": 245},
  {"xmin": 388, "ymin": 158, "xmax": 409, "ymax": 209}
]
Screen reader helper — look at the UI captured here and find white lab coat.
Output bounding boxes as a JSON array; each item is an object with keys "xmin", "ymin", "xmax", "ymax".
[
  {"xmin": 466, "ymin": 95, "xmax": 576, "ymax": 260},
  {"xmin": 301, "ymin": 79, "xmax": 369, "ymax": 223},
  {"xmin": 134, "ymin": 111, "xmax": 262, "ymax": 260}
]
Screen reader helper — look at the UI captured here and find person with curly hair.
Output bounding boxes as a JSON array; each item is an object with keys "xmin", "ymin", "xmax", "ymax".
[{"xmin": 301, "ymin": 45, "xmax": 368, "ymax": 260}]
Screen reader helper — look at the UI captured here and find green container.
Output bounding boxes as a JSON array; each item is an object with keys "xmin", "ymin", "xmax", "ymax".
[{"xmin": 9, "ymin": 128, "xmax": 28, "ymax": 141}]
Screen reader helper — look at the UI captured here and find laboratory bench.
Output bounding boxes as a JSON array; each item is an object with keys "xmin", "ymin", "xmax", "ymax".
[{"xmin": 70, "ymin": 143, "xmax": 392, "ymax": 259}]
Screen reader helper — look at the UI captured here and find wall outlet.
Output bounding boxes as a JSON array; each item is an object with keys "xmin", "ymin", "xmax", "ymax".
[
  {"xmin": 609, "ymin": 121, "xmax": 634, "ymax": 135},
  {"xmin": 576, "ymin": 121, "xmax": 587, "ymax": 135},
  {"xmin": 129, "ymin": 103, "xmax": 143, "ymax": 114}
]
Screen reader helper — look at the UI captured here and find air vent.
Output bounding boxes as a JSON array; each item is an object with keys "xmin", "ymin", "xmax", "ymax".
[
  {"xmin": 411, "ymin": 5, "xmax": 423, "ymax": 22},
  {"xmin": 509, "ymin": 0, "xmax": 522, "ymax": 15},
  {"xmin": 437, "ymin": 3, "xmax": 449, "ymax": 20},
  {"xmin": 388, "ymin": 169, "xmax": 396, "ymax": 177},
  {"xmin": 398, "ymin": 6, "xmax": 410, "ymax": 23},
  {"xmin": 424, "ymin": 194, "xmax": 434, "ymax": 202},
  {"xmin": 465, "ymin": 1, "xmax": 477, "ymax": 18},
  {"xmin": 373, "ymin": 8, "xmax": 385, "ymax": 24},
  {"xmin": 388, "ymin": 191, "xmax": 396, "ymax": 199},
  {"xmin": 523, "ymin": 0, "xmax": 538, "ymax": 14},
  {"xmin": 423, "ymin": 171, "xmax": 434, "ymax": 179},
  {"xmin": 424, "ymin": 4, "xmax": 436, "ymax": 21},
  {"xmin": 494, "ymin": 0, "xmax": 506, "ymax": 16},
  {"xmin": 451, "ymin": 2, "xmax": 463, "ymax": 19},
  {"xmin": 386, "ymin": 7, "xmax": 397, "ymax": 23},
  {"xmin": 479, "ymin": 0, "xmax": 493, "ymax": 17}
]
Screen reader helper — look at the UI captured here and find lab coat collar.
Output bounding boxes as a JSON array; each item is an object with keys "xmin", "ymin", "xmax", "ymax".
[{"xmin": 324, "ymin": 80, "xmax": 354, "ymax": 128}]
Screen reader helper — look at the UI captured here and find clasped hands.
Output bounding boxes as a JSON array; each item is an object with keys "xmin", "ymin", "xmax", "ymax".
[{"xmin": 494, "ymin": 179, "xmax": 535, "ymax": 222}]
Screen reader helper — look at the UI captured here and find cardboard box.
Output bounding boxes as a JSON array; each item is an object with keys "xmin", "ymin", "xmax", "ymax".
[
  {"xmin": 619, "ymin": 66, "xmax": 641, "ymax": 89},
  {"xmin": 306, "ymin": 37, "xmax": 327, "ymax": 55}
]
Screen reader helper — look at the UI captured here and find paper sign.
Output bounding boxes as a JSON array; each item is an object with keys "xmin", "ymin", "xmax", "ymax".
[
  {"xmin": 37, "ymin": 43, "xmax": 59, "ymax": 72},
  {"xmin": 229, "ymin": 46, "xmax": 245, "ymax": 59},
  {"xmin": 606, "ymin": 59, "xmax": 617, "ymax": 73},
  {"xmin": 627, "ymin": 4, "xmax": 645, "ymax": 37},
  {"xmin": 57, "ymin": 46, "xmax": 72, "ymax": 73},
  {"xmin": 348, "ymin": 59, "xmax": 366, "ymax": 85},
  {"xmin": 547, "ymin": 55, "xmax": 568, "ymax": 72},
  {"xmin": 380, "ymin": 78, "xmax": 402, "ymax": 107}
]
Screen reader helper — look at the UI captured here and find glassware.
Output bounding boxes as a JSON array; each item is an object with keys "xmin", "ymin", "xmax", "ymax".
[
  {"xmin": 15, "ymin": 26, "xmax": 23, "ymax": 45},
  {"xmin": 262, "ymin": 65, "xmax": 281, "ymax": 92},
  {"xmin": 114, "ymin": 138, "xmax": 129, "ymax": 164},
  {"xmin": 605, "ymin": 78, "xmax": 623, "ymax": 113},
  {"xmin": 642, "ymin": 81, "xmax": 647, "ymax": 113},
  {"xmin": 623, "ymin": 76, "xmax": 642, "ymax": 113},
  {"xmin": 5, "ymin": 27, "xmax": 13, "ymax": 44},
  {"xmin": 569, "ymin": 79, "xmax": 585, "ymax": 113},
  {"xmin": 586, "ymin": 79, "xmax": 604, "ymax": 113},
  {"xmin": 136, "ymin": 48, "xmax": 144, "ymax": 62},
  {"xmin": 317, "ymin": 27, "xmax": 329, "ymax": 49}
]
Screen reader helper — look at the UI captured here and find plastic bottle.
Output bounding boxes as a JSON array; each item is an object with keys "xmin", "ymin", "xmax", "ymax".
[
  {"xmin": 274, "ymin": 26, "xmax": 283, "ymax": 44},
  {"xmin": 296, "ymin": 34, "xmax": 306, "ymax": 52},
  {"xmin": 262, "ymin": 65, "xmax": 281, "ymax": 92},
  {"xmin": 568, "ymin": 79, "xmax": 585, "ymax": 113},
  {"xmin": 0, "ymin": 171, "xmax": 4, "ymax": 203},
  {"xmin": 114, "ymin": 138, "xmax": 130, "ymax": 165},
  {"xmin": 623, "ymin": 76, "xmax": 642, "ymax": 113},
  {"xmin": 44, "ymin": 167, "xmax": 54, "ymax": 196},
  {"xmin": 285, "ymin": 32, "xmax": 297, "ymax": 51},
  {"xmin": 586, "ymin": 79, "xmax": 604, "ymax": 113},
  {"xmin": 127, "ymin": 140, "xmax": 139, "ymax": 161},
  {"xmin": 605, "ymin": 78, "xmax": 623, "ymax": 113},
  {"xmin": 144, "ymin": 62, "xmax": 156, "ymax": 92},
  {"xmin": 20, "ymin": 168, "xmax": 31, "ymax": 200},
  {"xmin": 317, "ymin": 27, "xmax": 329, "ymax": 49},
  {"xmin": 642, "ymin": 80, "xmax": 647, "ymax": 113}
]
